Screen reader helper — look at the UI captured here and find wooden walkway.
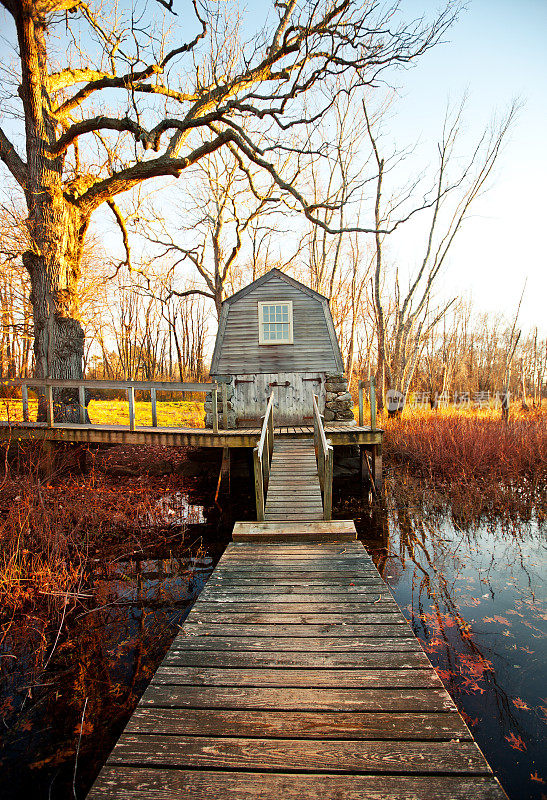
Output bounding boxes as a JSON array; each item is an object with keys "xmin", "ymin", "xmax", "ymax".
[
  {"xmin": 87, "ymin": 527, "xmax": 507, "ymax": 800},
  {"xmin": 264, "ymin": 437, "xmax": 323, "ymax": 522},
  {"xmin": 0, "ymin": 420, "xmax": 381, "ymax": 449}
]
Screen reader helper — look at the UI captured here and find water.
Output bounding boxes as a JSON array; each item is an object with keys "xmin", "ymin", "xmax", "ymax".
[
  {"xmin": 355, "ymin": 499, "xmax": 547, "ymax": 800},
  {"xmin": 0, "ymin": 492, "xmax": 232, "ymax": 800},
  {"xmin": 0, "ymin": 473, "xmax": 545, "ymax": 799}
]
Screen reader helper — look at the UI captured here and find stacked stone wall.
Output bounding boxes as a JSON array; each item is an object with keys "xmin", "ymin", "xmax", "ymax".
[{"xmin": 324, "ymin": 373, "xmax": 355, "ymax": 424}]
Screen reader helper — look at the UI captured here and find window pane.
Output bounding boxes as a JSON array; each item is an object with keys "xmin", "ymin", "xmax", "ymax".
[{"xmin": 260, "ymin": 303, "xmax": 291, "ymax": 342}]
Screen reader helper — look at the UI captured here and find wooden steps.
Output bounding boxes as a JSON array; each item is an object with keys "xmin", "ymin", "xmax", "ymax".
[
  {"xmin": 87, "ymin": 538, "xmax": 508, "ymax": 800},
  {"xmin": 264, "ymin": 437, "xmax": 323, "ymax": 521},
  {"xmin": 232, "ymin": 520, "xmax": 356, "ymax": 542}
]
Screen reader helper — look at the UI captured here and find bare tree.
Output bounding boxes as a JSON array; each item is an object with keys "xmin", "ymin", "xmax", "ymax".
[
  {"xmin": 137, "ymin": 147, "xmax": 280, "ymax": 316},
  {"xmin": 0, "ymin": 0, "xmax": 455, "ymax": 417},
  {"xmin": 365, "ymin": 100, "xmax": 517, "ymax": 408}
]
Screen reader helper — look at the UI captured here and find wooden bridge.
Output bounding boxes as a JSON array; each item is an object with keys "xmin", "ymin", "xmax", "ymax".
[
  {"xmin": 87, "ymin": 524, "xmax": 507, "ymax": 799},
  {"xmin": 2, "ymin": 377, "xmax": 506, "ymax": 797},
  {"xmin": 83, "ymin": 392, "xmax": 506, "ymax": 800}
]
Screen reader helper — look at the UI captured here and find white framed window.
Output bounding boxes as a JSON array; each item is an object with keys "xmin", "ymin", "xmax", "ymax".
[{"xmin": 258, "ymin": 301, "xmax": 293, "ymax": 344}]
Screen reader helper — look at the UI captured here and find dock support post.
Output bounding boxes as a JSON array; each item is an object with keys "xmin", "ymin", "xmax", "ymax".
[
  {"xmin": 372, "ymin": 443, "xmax": 383, "ymax": 493},
  {"xmin": 151, "ymin": 388, "xmax": 158, "ymax": 427},
  {"xmin": 323, "ymin": 442, "xmax": 333, "ymax": 521},
  {"xmin": 253, "ymin": 447, "xmax": 265, "ymax": 521},
  {"xmin": 358, "ymin": 381, "xmax": 364, "ymax": 426},
  {"xmin": 221, "ymin": 383, "xmax": 228, "ymax": 429},
  {"xmin": 22, "ymin": 383, "xmax": 29, "ymax": 422},
  {"xmin": 212, "ymin": 390, "xmax": 219, "ymax": 434},
  {"xmin": 370, "ymin": 377, "xmax": 377, "ymax": 429},
  {"xmin": 45, "ymin": 384, "xmax": 54, "ymax": 426}
]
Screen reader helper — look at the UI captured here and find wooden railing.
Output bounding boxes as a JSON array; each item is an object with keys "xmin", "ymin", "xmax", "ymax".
[
  {"xmin": 253, "ymin": 391, "xmax": 275, "ymax": 521},
  {"xmin": 2, "ymin": 378, "xmax": 222, "ymax": 433},
  {"xmin": 312, "ymin": 393, "xmax": 334, "ymax": 521},
  {"xmin": 358, "ymin": 377, "xmax": 377, "ymax": 428}
]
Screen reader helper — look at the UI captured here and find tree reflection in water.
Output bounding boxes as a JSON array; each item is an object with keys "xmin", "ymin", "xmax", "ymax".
[{"xmin": 355, "ymin": 481, "xmax": 546, "ymax": 800}]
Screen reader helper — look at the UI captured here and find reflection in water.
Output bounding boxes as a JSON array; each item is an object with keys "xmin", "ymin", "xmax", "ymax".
[
  {"xmin": 1, "ymin": 474, "xmax": 545, "ymax": 800},
  {"xmin": 356, "ymin": 491, "xmax": 546, "ymax": 800},
  {"xmin": 0, "ymin": 488, "xmax": 225, "ymax": 800}
]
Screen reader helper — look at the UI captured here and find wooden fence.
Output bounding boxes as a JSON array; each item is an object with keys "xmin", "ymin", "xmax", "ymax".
[{"xmin": 2, "ymin": 378, "xmax": 224, "ymax": 433}]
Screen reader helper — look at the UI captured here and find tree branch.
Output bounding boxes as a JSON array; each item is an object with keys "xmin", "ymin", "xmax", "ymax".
[{"xmin": 0, "ymin": 126, "xmax": 28, "ymax": 188}]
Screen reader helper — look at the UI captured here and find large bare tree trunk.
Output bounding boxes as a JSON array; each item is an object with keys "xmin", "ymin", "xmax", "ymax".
[{"xmin": 24, "ymin": 199, "xmax": 90, "ymax": 420}]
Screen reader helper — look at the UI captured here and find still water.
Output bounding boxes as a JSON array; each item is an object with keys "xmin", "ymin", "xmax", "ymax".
[
  {"xmin": 356, "ymin": 497, "xmax": 546, "ymax": 800},
  {"xmin": 0, "ymin": 479, "xmax": 545, "ymax": 799}
]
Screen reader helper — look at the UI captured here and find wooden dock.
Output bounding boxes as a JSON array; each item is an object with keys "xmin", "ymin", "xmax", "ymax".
[
  {"xmin": 264, "ymin": 438, "xmax": 323, "ymax": 522},
  {"xmin": 87, "ymin": 526, "xmax": 507, "ymax": 800},
  {"xmin": 0, "ymin": 420, "xmax": 381, "ymax": 449}
]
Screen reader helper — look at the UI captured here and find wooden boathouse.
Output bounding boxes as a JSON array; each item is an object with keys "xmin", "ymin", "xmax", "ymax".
[{"xmin": 207, "ymin": 269, "xmax": 354, "ymax": 428}]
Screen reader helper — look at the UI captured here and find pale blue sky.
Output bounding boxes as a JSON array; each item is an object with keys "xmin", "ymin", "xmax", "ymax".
[
  {"xmin": 388, "ymin": 0, "xmax": 547, "ymax": 333},
  {"xmin": 238, "ymin": 0, "xmax": 547, "ymax": 332}
]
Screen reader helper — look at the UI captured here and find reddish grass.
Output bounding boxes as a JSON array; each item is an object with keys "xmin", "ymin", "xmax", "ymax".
[
  {"xmin": 382, "ymin": 406, "xmax": 547, "ymax": 522},
  {"xmin": 0, "ymin": 445, "xmax": 194, "ymax": 627}
]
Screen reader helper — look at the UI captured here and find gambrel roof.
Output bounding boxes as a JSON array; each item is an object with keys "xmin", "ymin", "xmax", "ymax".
[{"xmin": 210, "ymin": 269, "xmax": 344, "ymax": 375}]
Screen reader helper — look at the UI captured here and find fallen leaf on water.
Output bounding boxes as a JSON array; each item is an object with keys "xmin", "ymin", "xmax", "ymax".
[
  {"xmin": 512, "ymin": 698, "xmax": 530, "ymax": 710},
  {"xmin": 505, "ymin": 731, "xmax": 526, "ymax": 751},
  {"xmin": 530, "ymin": 772, "xmax": 545, "ymax": 784}
]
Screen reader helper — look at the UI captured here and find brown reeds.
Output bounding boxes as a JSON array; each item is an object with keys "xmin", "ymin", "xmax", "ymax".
[
  {"xmin": 0, "ymin": 444, "xmax": 190, "ymax": 627},
  {"xmin": 382, "ymin": 405, "xmax": 547, "ymax": 522}
]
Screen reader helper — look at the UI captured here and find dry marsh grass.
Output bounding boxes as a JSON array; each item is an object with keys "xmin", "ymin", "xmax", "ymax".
[{"xmin": 380, "ymin": 404, "xmax": 547, "ymax": 522}]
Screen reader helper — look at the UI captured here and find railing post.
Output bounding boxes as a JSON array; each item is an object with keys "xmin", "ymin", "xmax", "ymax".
[
  {"xmin": 45, "ymin": 383, "xmax": 54, "ymax": 427},
  {"xmin": 253, "ymin": 446, "xmax": 265, "ymax": 521},
  {"xmin": 128, "ymin": 385, "xmax": 136, "ymax": 431},
  {"xmin": 151, "ymin": 387, "xmax": 158, "ymax": 427},
  {"xmin": 221, "ymin": 383, "xmax": 228, "ymax": 430},
  {"xmin": 268, "ymin": 406, "xmax": 274, "ymax": 460},
  {"xmin": 263, "ymin": 424, "xmax": 270, "ymax": 487},
  {"xmin": 324, "ymin": 443, "xmax": 333, "ymax": 521},
  {"xmin": 358, "ymin": 380, "xmax": 364, "ymax": 427},
  {"xmin": 212, "ymin": 389, "xmax": 219, "ymax": 434},
  {"xmin": 78, "ymin": 384, "xmax": 86, "ymax": 424},
  {"xmin": 22, "ymin": 383, "xmax": 29, "ymax": 422},
  {"xmin": 370, "ymin": 377, "xmax": 377, "ymax": 430}
]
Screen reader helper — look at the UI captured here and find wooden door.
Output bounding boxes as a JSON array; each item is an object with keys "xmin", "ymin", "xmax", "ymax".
[{"xmin": 233, "ymin": 373, "xmax": 324, "ymax": 426}]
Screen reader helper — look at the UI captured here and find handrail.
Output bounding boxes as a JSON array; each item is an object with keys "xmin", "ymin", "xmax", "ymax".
[
  {"xmin": 1, "ymin": 378, "xmax": 219, "ymax": 433},
  {"xmin": 253, "ymin": 391, "xmax": 275, "ymax": 521},
  {"xmin": 3, "ymin": 378, "xmax": 217, "ymax": 391},
  {"xmin": 312, "ymin": 394, "xmax": 334, "ymax": 521}
]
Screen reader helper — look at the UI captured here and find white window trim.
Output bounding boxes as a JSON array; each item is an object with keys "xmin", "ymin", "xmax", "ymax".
[{"xmin": 258, "ymin": 300, "xmax": 294, "ymax": 345}]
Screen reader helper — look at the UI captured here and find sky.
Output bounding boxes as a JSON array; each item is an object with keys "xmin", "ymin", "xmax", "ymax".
[
  {"xmin": 369, "ymin": 0, "xmax": 547, "ymax": 334},
  {"xmin": 0, "ymin": 0, "xmax": 545, "ymax": 335}
]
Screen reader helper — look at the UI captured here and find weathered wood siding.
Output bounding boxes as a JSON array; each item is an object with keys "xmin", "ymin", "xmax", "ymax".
[
  {"xmin": 233, "ymin": 372, "xmax": 325, "ymax": 425},
  {"xmin": 214, "ymin": 277, "xmax": 340, "ymax": 375}
]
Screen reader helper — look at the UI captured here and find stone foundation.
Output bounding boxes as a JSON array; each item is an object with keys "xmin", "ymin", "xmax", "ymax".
[
  {"xmin": 324, "ymin": 374, "xmax": 355, "ymax": 425},
  {"xmin": 205, "ymin": 375, "xmax": 236, "ymax": 428}
]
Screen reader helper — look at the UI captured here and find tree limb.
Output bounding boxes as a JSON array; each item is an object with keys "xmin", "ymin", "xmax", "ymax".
[{"xmin": 0, "ymin": 127, "xmax": 28, "ymax": 188}]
